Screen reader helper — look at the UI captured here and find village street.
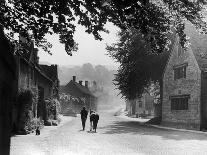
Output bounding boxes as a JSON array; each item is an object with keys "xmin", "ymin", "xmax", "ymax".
[{"xmin": 10, "ymin": 110, "xmax": 207, "ymax": 155}]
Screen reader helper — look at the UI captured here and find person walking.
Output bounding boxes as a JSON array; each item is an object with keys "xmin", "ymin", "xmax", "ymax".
[
  {"xmin": 93, "ymin": 112, "xmax": 99, "ymax": 132},
  {"xmin": 90, "ymin": 111, "xmax": 99, "ymax": 132},
  {"xmin": 80, "ymin": 107, "xmax": 88, "ymax": 131}
]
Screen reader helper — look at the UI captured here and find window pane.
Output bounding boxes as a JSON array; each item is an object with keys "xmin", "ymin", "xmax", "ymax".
[
  {"xmin": 174, "ymin": 66, "xmax": 187, "ymax": 80},
  {"xmin": 171, "ymin": 96, "xmax": 189, "ymax": 110}
]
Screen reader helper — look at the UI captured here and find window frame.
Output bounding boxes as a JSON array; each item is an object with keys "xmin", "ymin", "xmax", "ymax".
[
  {"xmin": 173, "ymin": 63, "xmax": 188, "ymax": 80},
  {"xmin": 170, "ymin": 95, "xmax": 190, "ymax": 111}
]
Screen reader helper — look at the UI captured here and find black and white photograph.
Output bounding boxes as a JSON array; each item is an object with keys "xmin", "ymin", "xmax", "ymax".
[{"xmin": 1, "ymin": 0, "xmax": 207, "ymax": 155}]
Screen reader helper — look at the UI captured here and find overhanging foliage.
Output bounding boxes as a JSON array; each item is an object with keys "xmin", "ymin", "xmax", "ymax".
[{"xmin": 0, "ymin": 0, "xmax": 206, "ymax": 55}]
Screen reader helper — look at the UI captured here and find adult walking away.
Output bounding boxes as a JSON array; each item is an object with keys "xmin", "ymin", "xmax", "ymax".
[
  {"xmin": 80, "ymin": 107, "xmax": 88, "ymax": 130},
  {"xmin": 90, "ymin": 111, "xmax": 99, "ymax": 132}
]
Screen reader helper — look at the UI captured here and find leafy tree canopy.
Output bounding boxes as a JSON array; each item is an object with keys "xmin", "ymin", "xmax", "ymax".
[
  {"xmin": 0, "ymin": 0, "xmax": 206, "ymax": 55},
  {"xmin": 107, "ymin": 28, "xmax": 176, "ymax": 100}
]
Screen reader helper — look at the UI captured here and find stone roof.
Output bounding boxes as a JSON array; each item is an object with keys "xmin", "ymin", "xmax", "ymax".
[
  {"xmin": 184, "ymin": 22, "xmax": 207, "ymax": 71},
  {"xmin": 39, "ymin": 64, "xmax": 58, "ymax": 82},
  {"xmin": 16, "ymin": 43, "xmax": 58, "ymax": 84},
  {"xmin": 62, "ymin": 80, "xmax": 95, "ymax": 98}
]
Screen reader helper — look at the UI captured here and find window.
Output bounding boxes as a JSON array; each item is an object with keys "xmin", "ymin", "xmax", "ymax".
[
  {"xmin": 173, "ymin": 63, "xmax": 187, "ymax": 80},
  {"xmin": 170, "ymin": 95, "xmax": 190, "ymax": 110}
]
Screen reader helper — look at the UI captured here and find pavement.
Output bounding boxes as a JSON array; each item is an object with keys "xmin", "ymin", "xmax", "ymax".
[
  {"xmin": 118, "ymin": 109, "xmax": 207, "ymax": 135},
  {"xmin": 10, "ymin": 115, "xmax": 73, "ymax": 155}
]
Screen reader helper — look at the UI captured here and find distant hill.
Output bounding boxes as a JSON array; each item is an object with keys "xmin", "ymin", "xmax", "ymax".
[
  {"xmin": 58, "ymin": 63, "xmax": 117, "ymax": 85},
  {"xmin": 39, "ymin": 61, "xmax": 52, "ymax": 65},
  {"xmin": 58, "ymin": 65, "xmax": 82, "ymax": 85},
  {"xmin": 39, "ymin": 61, "xmax": 118, "ymax": 86}
]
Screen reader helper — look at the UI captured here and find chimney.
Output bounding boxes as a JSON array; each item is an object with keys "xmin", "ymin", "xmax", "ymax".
[
  {"xmin": 72, "ymin": 76, "xmax": 76, "ymax": 82},
  {"xmin": 85, "ymin": 81, "xmax": 88, "ymax": 87},
  {"xmin": 33, "ymin": 48, "xmax": 39, "ymax": 64},
  {"xmin": 79, "ymin": 80, "xmax": 82, "ymax": 85}
]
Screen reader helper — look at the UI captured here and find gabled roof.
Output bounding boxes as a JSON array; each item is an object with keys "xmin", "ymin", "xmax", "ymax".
[
  {"xmin": 184, "ymin": 22, "xmax": 207, "ymax": 71},
  {"xmin": 62, "ymin": 80, "xmax": 95, "ymax": 98},
  {"xmin": 163, "ymin": 22, "xmax": 207, "ymax": 75},
  {"xmin": 17, "ymin": 41, "xmax": 35, "ymax": 62},
  {"xmin": 16, "ymin": 43, "xmax": 58, "ymax": 85},
  {"xmin": 39, "ymin": 64, "xmax": 58, "ymax": 82}
]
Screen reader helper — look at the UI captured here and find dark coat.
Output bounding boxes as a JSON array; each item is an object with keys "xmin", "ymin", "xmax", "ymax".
[{"xmin": 80, "ymin": 109, "xmax": 88, "ymax": 120}]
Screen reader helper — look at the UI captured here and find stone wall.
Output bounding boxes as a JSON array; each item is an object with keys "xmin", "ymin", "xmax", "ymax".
[
  {"xmin": 37, "ymin": 74, "xmax": 53, "ymax": 99},
  {"xmin": 135, "ymin": 93, "xmax": 154, "ymax": 117},
  {"xmin": 18, "ymin": 59, "xmax": 37, "ymax": 89},
  {"xmin": 162, "ymin": 37, "xmax": 201, "ymax": 130},
  {"xmin": 0, "ymin": 28, "xmax": 17, "ymax": 155}
]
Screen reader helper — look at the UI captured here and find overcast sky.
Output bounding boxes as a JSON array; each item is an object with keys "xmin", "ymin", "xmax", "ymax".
[{"xmin": 38, "ymin": 22, "xmax": 120, "ymax": 68}]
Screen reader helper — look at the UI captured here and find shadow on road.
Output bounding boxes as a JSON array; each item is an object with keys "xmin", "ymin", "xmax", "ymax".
[
  {"xmin": 87, "ymin": 131, "xmax": 97, "ymax": 134},
  {"xmin": 100, "ymin": 120, "xmax": 207, "ymax": 141}
]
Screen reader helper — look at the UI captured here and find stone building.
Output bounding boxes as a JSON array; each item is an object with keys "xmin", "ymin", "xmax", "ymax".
[
  {"xmin": 60, "ymin": 76, "xmax": 97, "ymax": 113},
  {"xmin": 0, "ymin": 27, "xmax": 17, "ymax": 155},
  {"xmin": 136, "ymin": 92, "xmax": 154, "ymax": 117},
  {"xmin": 126, "ymin": 99, "xmax": 136, "ymax": 116},
  {"xmin": 0, "ymin": 29, "xmax": 59, "ymax": 154},
  {"xmin": 13, "ymin": 38, "xmax": 59, "ymax": 131},
  {"xmin": 162, "ymin": 22, "xmax": 207, "ymax": 130},
  {"xmin": 126, "ymin": 91, "xmax": 154, "ymax": 117},
  {"xmin": 39, "ymin": 64, "xmax": 59, "ymax": 99}
]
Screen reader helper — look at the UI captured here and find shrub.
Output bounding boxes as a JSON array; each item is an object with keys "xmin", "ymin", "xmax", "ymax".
[
  {"xmin": 45, "ymin": 98, "xmax": 61, "ymax": 121},
  {"xmin": 17, "ymin": 87, "xmax": 38, "ymax": 133},
  {"xmin": 17, "ymin": 88, "xmax": 33, "ymax": 107},
  {"xmin": 25, "ymin": 117, "xmax": 44, "ymax": 133}
]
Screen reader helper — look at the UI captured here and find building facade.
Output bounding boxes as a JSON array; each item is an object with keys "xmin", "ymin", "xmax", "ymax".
[
  {"xmin": 0, "ymin": 27, "xmax": 17, "ymax": 155},
  {"xmin": 136, "ymin": 92, "xmax": 154, "ymax": 117},
  {"xmin": 60, "ymin": 76, "xmax": 97, "ymax": 113},
  {"xmin": 162, "ymin": 22, "xmax": 207, "ymax": 130},
  {"xmin": 127, "ymin": 91, "xmax": 154, "ymax": 117},
  {"xmin": 13, "ymin": 38, "xmax": 59, "ymax": 131}
]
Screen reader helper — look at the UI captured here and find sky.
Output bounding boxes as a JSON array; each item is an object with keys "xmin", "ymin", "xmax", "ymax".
[{"xmin": 38, "ymin": 22, "xmax": 120, "ymax": 68}]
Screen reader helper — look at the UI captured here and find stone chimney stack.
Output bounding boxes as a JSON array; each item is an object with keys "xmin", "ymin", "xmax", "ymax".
[
  {"xmin": 34, "ymin": 48, "xmax": 39, "ymax": 64},
  {"xmin": 79, "ymin": 80, "xmax": 83, "ymax": 85},
  {"xmin": 85, "ymin": 81, "xmax": 88, "ymax": 87},
  {"xmin": 72, "ymin": 76, "xmax": 76, "ymax": 82}
]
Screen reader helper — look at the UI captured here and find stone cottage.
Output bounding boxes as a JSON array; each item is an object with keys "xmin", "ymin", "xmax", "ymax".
[
  {"xmin": 14, "ymin": 37, "xmax": 59, "ymax": 131},
  {"xmin": 162, "ymin": 22, "xmax": 207, "ymax": 130},
  {"xmin": 60, "ymin": 76, "xmax": 97, "ymax": 113},
  {"xmin": 136, "ymin": 91, "xmax": 154, "ymax": 117},
  {"xmin": 126, "ymin": 91, "xmax": 154, "ymax": 117}
]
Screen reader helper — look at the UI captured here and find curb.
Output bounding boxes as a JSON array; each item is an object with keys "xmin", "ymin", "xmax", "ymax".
[
  {"xmin": 147, "ymin": 124, "xmax": 207, "ymax": 134},
  {"xmin": 118, "ymin": 114, "xmax": 207, "ymax": 135}
]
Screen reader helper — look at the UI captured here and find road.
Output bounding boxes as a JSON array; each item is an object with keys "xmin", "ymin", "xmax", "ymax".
[{"xmin": 11, "ymin": 111, "xmax": 207, "ymax": 155}]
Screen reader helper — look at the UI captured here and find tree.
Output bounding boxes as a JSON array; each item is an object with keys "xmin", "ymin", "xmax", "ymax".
[
  {"xmin": 80, "ymin": 63, "xmax": 96, "ymax": 80},
  {"xmin": 0, "ymin": 0, "xmax": 206, "ymax": 55},
  {"xmin": 0, "ymin": 0, "xmax": 109, "ymax": 55},
  {"xmin": 94, "ymin": 65, "xmax": 111, "ymax": 85},
  {"xmin": 107, "ymin": 28, "xmax": 176, "ymax": 100}
]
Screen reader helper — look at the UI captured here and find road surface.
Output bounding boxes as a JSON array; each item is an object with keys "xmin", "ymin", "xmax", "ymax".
[{"xmin": 11, "ymin": 111, "xmax": 207, "ymax": 155}]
